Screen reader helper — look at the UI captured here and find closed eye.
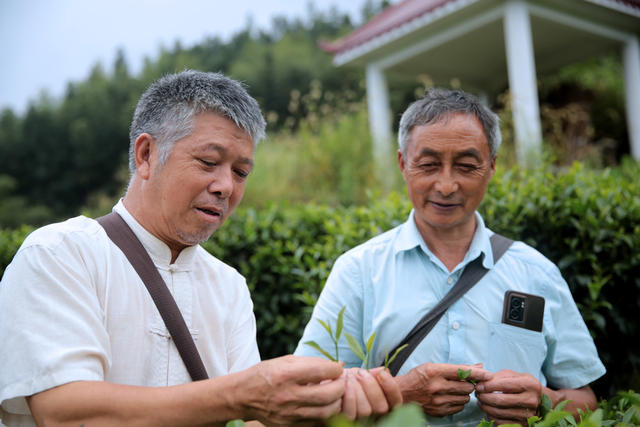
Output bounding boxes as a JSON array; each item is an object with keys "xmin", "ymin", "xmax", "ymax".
[
  {"xmin": 457, "ymin": 163, "xmax": 478, "ymax": 172},
  {"xmin": 234, "ymin": 168, "xmax": 250, "ymax": 179}
]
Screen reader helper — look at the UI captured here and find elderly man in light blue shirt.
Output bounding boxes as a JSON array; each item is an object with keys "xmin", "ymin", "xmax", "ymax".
[{"xmin": 294, "ymin": 88, "xmax": 605, "ymax": 426}]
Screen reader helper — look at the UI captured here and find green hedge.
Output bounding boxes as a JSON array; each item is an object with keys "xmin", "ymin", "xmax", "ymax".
[
  {"xmin": 206, "ymin": 160, "xmax": 640, "ymax": 397},
  {"xmin": 1, "ymin": 161, "xmax": 639, "ymax": 398}
]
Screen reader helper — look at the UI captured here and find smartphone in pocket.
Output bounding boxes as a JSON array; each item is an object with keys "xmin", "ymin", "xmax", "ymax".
[{"xmin": 501, "ymin": 290, "xmax": 545, "ymax": 332}]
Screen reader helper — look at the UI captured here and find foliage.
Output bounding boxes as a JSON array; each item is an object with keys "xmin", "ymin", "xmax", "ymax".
[
  {"xmin": 0, "ymin": 225, "xmax": 34, "ymax": 277},
  {"xmin": 1, "ymin": 161, "xmax": 638, "ymax": 395},
  {"xmin": 0, "ymin": 8, "xmax": 362, "ymax": 227},
  {"xmin": 243, "ymin": 99, "xmax": 385, "ymax": 208},
  {"xmin": 326, "ymin": 390, "xmax": 640, "ymax": 426}
]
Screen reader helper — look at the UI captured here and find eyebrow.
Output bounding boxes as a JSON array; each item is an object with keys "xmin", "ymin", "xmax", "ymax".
[
  {"xmin": 455, "ymin": 149, "xmax": 482, "ymax": 161},
  {"xmin": 201, "ymin": 143, "xmax": 254, "ymax": 167},
  {"xmin": 417, "ymin": 147, "xmax": 482, "ymax": 161}
]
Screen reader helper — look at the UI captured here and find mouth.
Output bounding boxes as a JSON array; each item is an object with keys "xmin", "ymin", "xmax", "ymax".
[
  {"xmin": 429, "ymin": 200, "xmax": 461, "ymax": 210},
  {"xmin": 195, "ymin": 206, "xmax": 224, "ymax": 221}
]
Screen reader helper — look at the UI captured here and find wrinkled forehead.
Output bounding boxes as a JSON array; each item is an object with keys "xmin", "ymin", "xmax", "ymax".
[{"xmin": 407, "ymin": 113, "xmax": 491, "ymax": 154}]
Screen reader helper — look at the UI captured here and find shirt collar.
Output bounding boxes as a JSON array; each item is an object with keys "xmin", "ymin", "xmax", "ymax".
[
  {"xmin": 394, "ymin": 210, "xmax": 494, "ymax": 271},
  {"xmin": 112, "ymin": 199, "xmax": 198, "ymax": 268}
]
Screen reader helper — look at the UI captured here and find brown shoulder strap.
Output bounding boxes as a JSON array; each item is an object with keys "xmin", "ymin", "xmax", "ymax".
[
  {"xmin": 97, "ymin": 211, "xmax": 208, "ymax": 381},
  {"xmin": 385, "ymin": 233, "xmax": 513, "ymax": 375}
]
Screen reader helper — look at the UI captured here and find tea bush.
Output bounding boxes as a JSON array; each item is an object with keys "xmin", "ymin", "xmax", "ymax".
[
  {"xmin": 207, "ymin": 160, "xmax": 640, "ymax": 397},
  {"xmin": 1, "ymin": 161, "xmax": 638, "ymax": 397}
]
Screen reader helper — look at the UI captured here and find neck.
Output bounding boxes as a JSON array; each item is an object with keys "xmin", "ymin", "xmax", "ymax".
[
  {"xmin": 123, "ymin": 179, "xmax": 183, "ymax": 264},
  {"xmin": 417, "ymin": 216, "xmax": 477, "ymax": 272}
]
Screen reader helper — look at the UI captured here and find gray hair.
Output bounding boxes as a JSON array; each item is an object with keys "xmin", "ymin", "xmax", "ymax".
[
  {"xmin": 128, "ymin": 70, "xmax": 266, "ymax": 174},
  {"xmin": 398, "ymin": 88, "xmax": 501, "ymax": 159}
]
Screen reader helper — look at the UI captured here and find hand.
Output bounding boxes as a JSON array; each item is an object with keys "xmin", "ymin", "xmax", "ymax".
[
  {"xmin": 341, "ymin": 367, "xmax": 403, "ymax": 420},
  {"xmin": 395, "ymin": 363, "xmax": 491, "ymax": 417},
  {"xmin": 475, "ymin": 369, "xmax": 542, "ymax": 426},
  {"xmin": 239, "ymin": 355, "xmax": 345, "ymax": 426}
]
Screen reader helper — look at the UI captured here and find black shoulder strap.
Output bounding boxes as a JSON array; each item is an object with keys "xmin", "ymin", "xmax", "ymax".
[
  {"xmin": 97, "ymin": 211, "xmax": 209, "ymax": 381},
  {"xmin": 386, "ymin": 233, "xmax": 513, "ymax": 376}
]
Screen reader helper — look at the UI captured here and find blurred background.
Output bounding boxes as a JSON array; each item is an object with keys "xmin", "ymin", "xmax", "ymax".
[{"xmin": 0, "ymin": 0, "xmax": 634, "ymax": 228}]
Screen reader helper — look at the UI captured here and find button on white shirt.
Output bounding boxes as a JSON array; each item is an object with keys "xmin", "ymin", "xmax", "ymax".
[{"xmin": 452, "ymin": 321, "xmax": 461, "ymax": 330}]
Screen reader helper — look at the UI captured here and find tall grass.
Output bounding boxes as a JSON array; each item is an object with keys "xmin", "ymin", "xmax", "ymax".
[{"xmin": 243, "ymin": 102, "xmax": 404, "ymax": 208}]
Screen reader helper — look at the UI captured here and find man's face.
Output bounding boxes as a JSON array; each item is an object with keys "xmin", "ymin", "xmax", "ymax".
[
  {"xmin": 398, "ymin": 113, "xmax": 495, "ymax": 237},
  {"xmin": 146, "ymin": 111, "xmax": 254, "ymax": 253}
]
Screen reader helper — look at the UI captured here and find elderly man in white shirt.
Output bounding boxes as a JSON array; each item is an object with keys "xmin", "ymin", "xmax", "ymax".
[{"xmin": 0, "ymin": 70, "xmax": 401, "ymax": 426}]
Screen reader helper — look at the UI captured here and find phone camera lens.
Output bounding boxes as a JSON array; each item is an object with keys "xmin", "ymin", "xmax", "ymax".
[{"xmin": 508, "ymin": 296, "xmax": 525, "ymax": 321}]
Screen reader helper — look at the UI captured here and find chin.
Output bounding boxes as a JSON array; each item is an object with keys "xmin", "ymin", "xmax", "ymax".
[{"xmin": 177, "ymin": 228, "xmax": 217, "ymax": 246}]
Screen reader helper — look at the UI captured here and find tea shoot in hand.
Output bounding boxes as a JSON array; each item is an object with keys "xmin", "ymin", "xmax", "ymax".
[
  {"xmin": 304, "ymin": 306, "xmax": 346, "ymax": 362},
  {"xmin": 457, "ymin": 368, "xmax": 477, "ymax": 385},
  {"xmin": 345, "ymin": 331, "xmax": 376, "ymax": 369},
  {"xmin": 384, "ymin": 344, "xmax": 409, "ymax": 370}
]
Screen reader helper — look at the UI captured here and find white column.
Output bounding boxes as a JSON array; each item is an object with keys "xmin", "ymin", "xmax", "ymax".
[
  {"xmin": 503, "ymin": 0, "xmax": 543, "ymax": 165},
  {"xmin": 623, "ymin": 35, "xmax": 640, "ymax": 160},
  {"xmin": 365, "ymin": 64, "xmax": 393, "ymax": 168}
]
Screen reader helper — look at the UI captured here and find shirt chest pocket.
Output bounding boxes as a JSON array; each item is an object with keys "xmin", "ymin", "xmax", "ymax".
[
  {"xmin": 486, "ymin": 322, "xmax": 546, "ymax": 378},
  {"xmin": 146, "ymin": 324, "xmax": 200, "ymax": 386}
]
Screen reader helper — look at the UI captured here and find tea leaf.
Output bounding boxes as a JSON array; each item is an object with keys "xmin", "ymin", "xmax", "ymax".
[
  {"xmin": 540, "ymin": 393, "xmax": 553, "ymax": 417},
  {"xmin": 555, "ymin": 399, "xmax": 570, "ymax": 412},
  {"xmin": 365, "ymin": 331, "xmax": 376, "ymax": 354},
  {"xmin": 385, "ymin": 344, "xmax": 408, "ymax": 368},
  {"xmin": 336, "ymin": 307, "xmax": 346, "ymax": 341},
  {"xmin": 317, "ymin": 319, "xmax": 333, "ymax": 339},
  {"xmin": 225, "ymin": 421, "xmax": 245, "ymax": 427},
  {"xmin": 457, "ymin": 368, "xmax": 471, "ymax": 380},
  {"xmin": 304, "ymin": 340, "xmax": 337, "ymax": 361},
  {"xmin": 527, "ymin": 415, "xmax": 541, "ymax": 427},
  {"xmin": 344, "ymin": 333, "xmax": 366, "ymax": 363}
]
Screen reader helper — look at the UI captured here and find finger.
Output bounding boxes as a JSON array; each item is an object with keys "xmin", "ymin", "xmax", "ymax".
[
  {"xmin": 478, "ymin": 401, "xmax": 530, "ymax": 425},
  {"xmin": 341, "ymin": 372, "xmax": 357, "ymax": 420},
  {"xmin": 350, "ymin": 374, "xmax": 373, "ymax": 417},
  {"xmin": 476, "ymin": 373, "xmax": 540, "ymax": 397},
  {"xmin": 439, "ymin": 364, "xmax": 492, "ymax": 381},
  {"xmin": 377, "ymin": 369, "xmax": 403, "ymax": 408},
  {"xmin": 476, "ymin": 390, "xmax": 539, "ymax": 411},
  {"xmin": 440, "ymin": 378, "xmax": 476, "ymax": 395},
  {"xmin": 295, "ymin": 397, "xmax": 343, "ymax": 421},
  {"xmin": 431, "ymin": 393, "xmax": 472, "ymax": 408},
  {"xmin": 287, "ymin": 356, "xmax": 344, "ymax": 384},
  {"xmin": 356, "ymin": 369, "xmax": 389, "ymax": 415},
  {"xmin": 295, "ymin": 377, "xmax": 346, "ymax": 406}
]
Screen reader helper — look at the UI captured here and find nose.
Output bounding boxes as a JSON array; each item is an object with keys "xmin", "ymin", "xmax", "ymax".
[
  {"xmin": 207, "ymin": 166, "xmax": 233, "ymax": 199},
  {"xmin": 434, "ymin": 167, "xmax": 459, "ymax": 197}
]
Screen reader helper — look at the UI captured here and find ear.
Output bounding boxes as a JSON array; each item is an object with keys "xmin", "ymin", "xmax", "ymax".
[
  {"xmin": 397, "ymin": 149, "xmax": 406, "ymax": 174},
  {"xmin": 134, "ymin": 133, "xmax": 155, "ymax": 180},
  {"xmin": 489, "ymin": 155, "xmax": 497, "ymax": 179}
]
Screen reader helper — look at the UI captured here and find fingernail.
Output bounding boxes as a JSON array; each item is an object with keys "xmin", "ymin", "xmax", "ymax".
[
  {"xmin": 358, "ymin": 369, "xmax": 371, "ymax": 378},
  {"xmin": 476, "ymin": 384, "xmax": 484, "ymax": 392}
]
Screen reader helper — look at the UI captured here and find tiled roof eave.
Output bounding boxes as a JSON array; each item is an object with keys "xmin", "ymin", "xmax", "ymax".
[
  {"xmin": 330, "ymin": 0, "xmax": 640, "ymax": 66},
  {"xmin": 333, "ymin": 0, "xmax": 478, "ymax": 66}
]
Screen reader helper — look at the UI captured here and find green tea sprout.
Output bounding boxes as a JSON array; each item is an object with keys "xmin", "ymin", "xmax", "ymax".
[
  {"xmin": 304, "ymin": 306, "xmax": 346, "ymax": 362},
  {"xmin": 457, "ymin": 368, "xmax": 477, "ymax": 385},
  {"xmin": 384, "ymin": 344, "xmax": 409, "ymax": 370}
]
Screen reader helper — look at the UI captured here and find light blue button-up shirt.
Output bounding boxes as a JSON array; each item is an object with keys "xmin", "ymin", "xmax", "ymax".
[{"xmin": 294, "ymin": 210, "xmax": 605, "ymax": 426}]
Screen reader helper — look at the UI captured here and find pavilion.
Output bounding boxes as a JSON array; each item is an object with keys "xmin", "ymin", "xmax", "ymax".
[{"xmin": 320, "ymin": 0, "xmax": 640, "ymax": 165}]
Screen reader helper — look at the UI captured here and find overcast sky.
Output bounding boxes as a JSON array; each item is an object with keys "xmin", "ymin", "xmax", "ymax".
[{"xmin": 0, "ymin": 0, "xmax": 368, "ymax": 114}]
